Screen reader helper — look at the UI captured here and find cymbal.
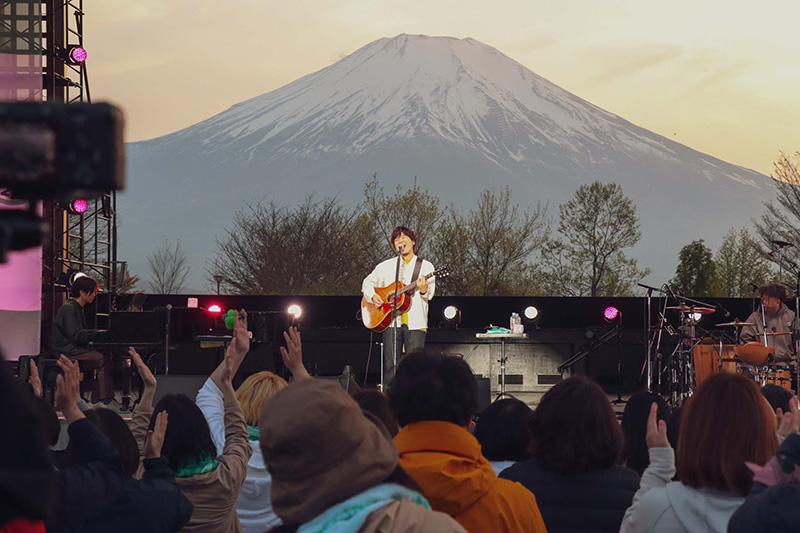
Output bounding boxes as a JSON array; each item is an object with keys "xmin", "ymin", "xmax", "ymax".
[
  {"xmin": 666, "ymin": 305, "xmax": 716, "ymax": 315},
  {"xmin": 716, "ymin": 320, "xmax": 756, "ymax": 327},
  {"xmin": 765, "ymin": 331, "xmax": 792, "ymax": 336}
]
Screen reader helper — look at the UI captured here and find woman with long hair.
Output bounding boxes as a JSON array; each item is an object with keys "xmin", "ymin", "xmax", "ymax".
[
  {"xmin": 500, "ymin": 376, "xmax": 640, "ymax": 532},
  {"xmin": 129, "ymin": 310, "xmax": 253, "ymax": 532},
  {"xmin": 620, "ymin": 372, "xmax": 779, "ymax": 533}
]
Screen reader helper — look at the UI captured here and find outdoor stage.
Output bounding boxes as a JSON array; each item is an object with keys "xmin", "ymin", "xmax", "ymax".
[{"xmin": 85, "ymin": 293, "xmax": 767, "ymax": 405}]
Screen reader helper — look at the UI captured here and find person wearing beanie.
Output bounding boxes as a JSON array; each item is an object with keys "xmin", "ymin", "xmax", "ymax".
[
  {"xmin": 259, "ymin": 377, "xmax": 464, "ymax": 533},
  {"xmin": 388, "ymin": 352, "xmax": 547, "ymax": 533}
]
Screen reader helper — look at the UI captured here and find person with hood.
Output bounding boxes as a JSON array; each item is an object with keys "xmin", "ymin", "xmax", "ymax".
[
  {"xmin": 500, "ymin": 376, "xmax": 640, "ymax": 532},
  {"xmin": 128, "ymin": 309, "xmax": 253, "ymax": 532},
  {"xmin": 388, "ymin": 352, "xmax": 546, "ymax": 533},
  {"xmin": 620, "ymin": 372, "xmax": 779, "ymax": 533},
  {"xmin": 259, "ymin": 377, "xmax": 464, "ymax": 532}
]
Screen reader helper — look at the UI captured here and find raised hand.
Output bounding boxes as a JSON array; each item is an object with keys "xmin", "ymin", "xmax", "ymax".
[
  {"xmin": 777, "ymin": 396, "xmax": 800, "ymax": 438},
  {"xmin": 228, "ymin": 309, "xmax": 250, "ymax": 359},
  {"xmin": 129, "ymin": 347, "xmax": 156, "ymax": 389},
  {"xmin": 55, "ymin": 355, "xmax": 82, "ymax": 417},
  {"xmin": 280, "ymin": 327, "xmax": 310, "ymax": 380},
  {"xmin": 28, "ymin": 359, "xmax": 42, "ymax": 397},
  {"xmin": 145, "ymin": 410, "xmax": 169, "ymax": 459},
  {"xmin": 646, "ymin": 402, "xmax": 670, "ymax": 449}
]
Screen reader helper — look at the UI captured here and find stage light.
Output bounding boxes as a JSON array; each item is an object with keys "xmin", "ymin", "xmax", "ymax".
[
  {"xmin": 603, "ymin": 306, "xmax": 620, "ymax": 323},
  {"xmin": 68, "ymin": 46, "xmax": 87, "ymax": 64},
  {"xmin": 187, "ymin": 297, "xmax": 198, "ymax": 308},
  {"xmin": 207, "ymin": 304, "xmax": 222, "ymax": 313},
  {"xmin": 523, "ymin": 306, "xmax": 539, "ymax": 321},
  {"xmin": 288, "ymin": 304, "xmax": 302, "ymax": 319},
  {"xmin": 443, "ymin": 305, "xmax": 459, "ymax": 321},
  {"xmin": 68, "ymin": 198, "xmax": 88, "ymax": 214},
  {"xmin": 69, "ymin": 270, "xmax": 87, "ymax": 286},
  {"xmin": 690, "ymin": 312, "xmax": 703, "ymax": 323}
]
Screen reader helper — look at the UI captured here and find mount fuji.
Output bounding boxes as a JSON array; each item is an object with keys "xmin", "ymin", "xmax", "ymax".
[{"xmin": 122, "ymin": 34, "xmax": 774, "ymax": 292}]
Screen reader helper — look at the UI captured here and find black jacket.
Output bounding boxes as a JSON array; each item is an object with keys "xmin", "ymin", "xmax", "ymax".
[
  {"xmin": 51, "ymin": 299, "xmax": 97, "ymax": 356},
  {"xmin": 82, "ymin": 457, "xmax": 193, "ymax": 533},
  {"xmin": 728, "ymin": 434, "xmax": 800, "ymax": 533},
  {"xmin": 500, "ymin": 459, "xmax": 640, "ymax": 533},
  {"xmin": 47, "ymin": 418, "xmax": 126, "ymax": 533}
]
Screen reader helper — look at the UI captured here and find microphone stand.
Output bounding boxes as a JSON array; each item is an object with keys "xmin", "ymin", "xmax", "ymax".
[
  {"xmin": 388, "ymin": 247, "xmax": 403, "ymax": 391},
  {"xmin": 637, "ymin": 283, "xmax": 668, "ymax": 392}
]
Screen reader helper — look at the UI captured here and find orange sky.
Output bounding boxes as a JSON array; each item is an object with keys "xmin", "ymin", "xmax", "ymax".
[{"xmin": 87, "ymin": 0, "xmax": 800, "ymax": 176}]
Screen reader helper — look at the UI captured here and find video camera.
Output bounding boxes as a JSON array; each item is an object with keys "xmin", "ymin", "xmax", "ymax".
[{"xmin": 0, "ymin": 101, "xmax": 125, "ymax": 262}]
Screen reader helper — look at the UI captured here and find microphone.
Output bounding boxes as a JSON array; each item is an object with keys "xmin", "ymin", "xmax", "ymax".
[
  {"xmin": 397, "ymin": 244, "xmax": 405, "ymax": 253},
  {"xmin": 665, "ymin": 285, "xmax": 678, "ymax": 299},
  {"xmin": 166, "ymin": 304, "xmax": 173, "ymax": 311}
]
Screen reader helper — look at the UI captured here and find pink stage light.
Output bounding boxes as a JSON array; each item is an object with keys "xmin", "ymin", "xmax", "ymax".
[
  {"xmin": 207, "ymin": 304, "xmax": 222, "ymax": 313},
  {"xmin": 603, "ymin": 306, "xmax": 620, "ymax": 322},
  {"xmin": 69, "ymin": 46, "xmax": 87, "ymax": 64},
  {"xmin": 70, "ymin": 199, "xmax": 88, "ymax": 214}
]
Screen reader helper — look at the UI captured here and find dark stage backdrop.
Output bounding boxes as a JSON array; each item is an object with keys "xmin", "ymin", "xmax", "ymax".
[{"xmin": 98, "ymin": 294, "xmax": 767, "ymax": 394}]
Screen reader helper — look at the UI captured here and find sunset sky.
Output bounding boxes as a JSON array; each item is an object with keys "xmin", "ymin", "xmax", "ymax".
[{"xmin": 86, "ymin": 0, "xmax": 800, "ymax": 176}]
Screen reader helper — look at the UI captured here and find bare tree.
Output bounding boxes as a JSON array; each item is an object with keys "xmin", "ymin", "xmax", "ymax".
[
  {"xmin": 208, "ymin": 196, "xmax": 368, "ymax": 295},
  {"xmin": 147, "ymin": 240, "xmax": 190, "ymax": 294},
  {"xmin": 754, "ymin": 151, "xmax": 800, "ymax": 285},
  {"xmin": 542, "ymin": 181, "xmax": 650, "ymax": 296},
  {"xmin": 359, "ymin": 174, "xmax": 445, "ymax": 266},
  {"xmin": 430, "ymin": 187, "xmax": 549, "ymax": 296}
]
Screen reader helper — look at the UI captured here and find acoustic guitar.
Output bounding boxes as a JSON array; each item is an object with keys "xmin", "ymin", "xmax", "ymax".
[{"xmin": 360, "ymin": 266, "xmax": 451, "ymax": 332}]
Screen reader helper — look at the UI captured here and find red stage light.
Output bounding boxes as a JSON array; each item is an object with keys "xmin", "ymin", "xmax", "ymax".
[
  {"xmin": 603, "ymin": 306, "xmax": 620, "ymax": 322},
  {"xmin": 69, "ymin": 46, "xmax": 87, "ymax": 64},
  {"xmin": 68, "ymin": 199, "xmax": 88, "ymax": 214},
  {"xmin": 207, "ymin": 304, "xmax": 222, "ymax": 313}
]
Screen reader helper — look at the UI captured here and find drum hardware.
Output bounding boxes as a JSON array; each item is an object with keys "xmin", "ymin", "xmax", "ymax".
[
  {"xmin": 666, "ymin": 305, "xmax": 717, "ymax": 315},
  {"xmin": 716, "ymin": 321, "xmax": 756, "ymax": 327}
]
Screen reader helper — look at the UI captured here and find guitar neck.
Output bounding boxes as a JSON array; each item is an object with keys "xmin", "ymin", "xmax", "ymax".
[{"xmin": 397, "ymin": 270, "xmax": 439, "ymax": 296}]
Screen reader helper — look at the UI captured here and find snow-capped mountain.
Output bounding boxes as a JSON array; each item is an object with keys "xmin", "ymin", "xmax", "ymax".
[{"xmin": 123, "ymin": 34, "xmax": 774, "ymax": 292}]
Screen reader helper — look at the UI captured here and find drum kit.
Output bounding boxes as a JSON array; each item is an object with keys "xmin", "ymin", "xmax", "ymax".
[{"xmin": 651, "ymin": 301, "xmax": 796, "ymax": 407}]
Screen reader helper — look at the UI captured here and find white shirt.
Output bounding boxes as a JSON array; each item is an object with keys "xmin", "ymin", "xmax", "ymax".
[
  {"xmin": 196, "ymin": 379, "xmax": 282, "ymax": 532},
  {"xmin": 361, "ymin": 254, "xmax": 435, "ymax": 330}
]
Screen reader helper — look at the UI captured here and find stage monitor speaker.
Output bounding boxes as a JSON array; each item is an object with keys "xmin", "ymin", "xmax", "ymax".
[
  {"xmin": 476, "ymin": 376, "xmax": 490, "ymax": 414},
  {"xmin": 152, "ymin": 375, "xmax": 208, "ymax": 405}
]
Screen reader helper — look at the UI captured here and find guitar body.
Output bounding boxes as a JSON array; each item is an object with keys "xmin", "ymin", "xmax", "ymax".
[{"xmin": 361, "ymin": 282, "xmax": 413, "ymax": 332}]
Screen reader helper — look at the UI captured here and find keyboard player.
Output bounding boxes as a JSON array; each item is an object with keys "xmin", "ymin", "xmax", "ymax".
[{"xmin": 50, "ymin": 275, "xmax": 115, "ymax": 405}]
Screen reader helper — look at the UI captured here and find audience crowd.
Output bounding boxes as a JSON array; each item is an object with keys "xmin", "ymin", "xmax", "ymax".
[{"xmin": 3, "ymin": 311, "xmax": 800, "ymax": 533}]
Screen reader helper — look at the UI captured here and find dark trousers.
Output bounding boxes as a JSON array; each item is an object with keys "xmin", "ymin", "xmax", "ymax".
[
  {"xmin": 382, "ymin": 324, "xmax": 426, "ymax": 388},
  {"xmin": 71, "ymin": 350, "xmax": 114, "ymax": 402}
]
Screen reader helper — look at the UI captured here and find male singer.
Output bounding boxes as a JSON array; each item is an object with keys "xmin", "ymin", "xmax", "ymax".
[{"xmin": 362, "ymin": 226, "xmax": 435, "ymax": 386}]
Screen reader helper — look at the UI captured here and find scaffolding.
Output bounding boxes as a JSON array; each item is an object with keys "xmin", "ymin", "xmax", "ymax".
[{"xmin": 38, "ymin": 0, "xmax": 118, "ymax": 348}]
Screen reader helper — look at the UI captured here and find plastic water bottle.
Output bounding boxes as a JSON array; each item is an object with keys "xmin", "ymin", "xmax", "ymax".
[{"xmin": 510, "ymin": 312, "xmax": 523, "ymax": 334}]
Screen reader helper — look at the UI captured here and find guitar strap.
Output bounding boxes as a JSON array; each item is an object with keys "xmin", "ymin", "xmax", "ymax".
[{"xmin": 411, "ymin": 256, "xmax": 424, "ymax": 286}]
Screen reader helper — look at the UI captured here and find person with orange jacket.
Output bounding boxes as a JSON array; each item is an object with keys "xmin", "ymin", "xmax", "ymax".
[{"xmin": 387, "ymin": 352, "xmax": 547, "ymax": 532}]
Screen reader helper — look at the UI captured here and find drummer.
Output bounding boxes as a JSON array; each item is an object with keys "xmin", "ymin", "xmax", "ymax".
[{"xmin": 740, "ymin": 282, "xmax": 796, "ymax": 364}]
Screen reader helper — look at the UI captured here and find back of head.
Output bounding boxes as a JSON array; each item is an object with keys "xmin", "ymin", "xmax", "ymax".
[
  {"xmin": 621, "ymin": 392, "xmax": 669, "ymax": 476},
  {"xmin": 761, "ymin": 384, "xmax": 792, "ymax": 414},
  {"xmin": 474, "ymin": 398, "xmax": 533, "ymax": 462},
  {"xmin": 677, "ymin": 372, "xmax": 777, "ymax": 495},
  {"xmin": 61, "ymin": 408, "xmax": 140, "ymax": 478},
  {"xmin": 236, "ymin": 371, "xmax": 288, "ymax": 426},
  {"xmin": 70, "ymin": 275, "xmax": 97, "ymax": 298},
  {"xmin": 151, "ymin": 394, "xmax": 216, "ymax": 472},
  {"xmin": 529, "ymin": 376, "xmax": 623, "ymax": 474},
  {"xmin": 259, "ymin": 378, "xmax": 398, "ymax": 525},
  {"xmin": 351, "ymin": 389, "xmax": 399, "ymax": 437},
  {"xmin": 388, "ymin": 352, "xmax": 478, "ymax": 427}
]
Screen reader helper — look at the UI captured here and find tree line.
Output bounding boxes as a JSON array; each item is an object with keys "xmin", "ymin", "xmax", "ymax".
[{"xmin": 140, "ymin": 151, "xmax": 800, "ymax": 297}]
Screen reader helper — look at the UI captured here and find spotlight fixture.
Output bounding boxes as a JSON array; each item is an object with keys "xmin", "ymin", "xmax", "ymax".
[
  {"xmin": 689, "ymin": 312, "xmax": 703, "ymax": 323},
  {"xmin": 287, "ymin": 304, "xmax": 302, "ymax": 320},
  {"xmin": 444, "ymin": 305, "xmax": 461, "ymax": 321},
  {"xmin": 603, "ymin": 306, "xmax": 621, "ymax": 324},
  {"xmin": 207, "ymin": 304, "xmax": 222, "ymax": 313},
  {"xmin": 68, "ymin": 270, "xmax": 87, "ymax": 286},
  {"xmin": 523, "ymin": 306, "xmax": 540, "ymax": 323},
  {"xmin": 67, "ymin": 198, "xmax": 88, "ymax": 214},
  {"xmin": 67, "ymin": 45, "xmax": 87, "ymax": 64}
]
